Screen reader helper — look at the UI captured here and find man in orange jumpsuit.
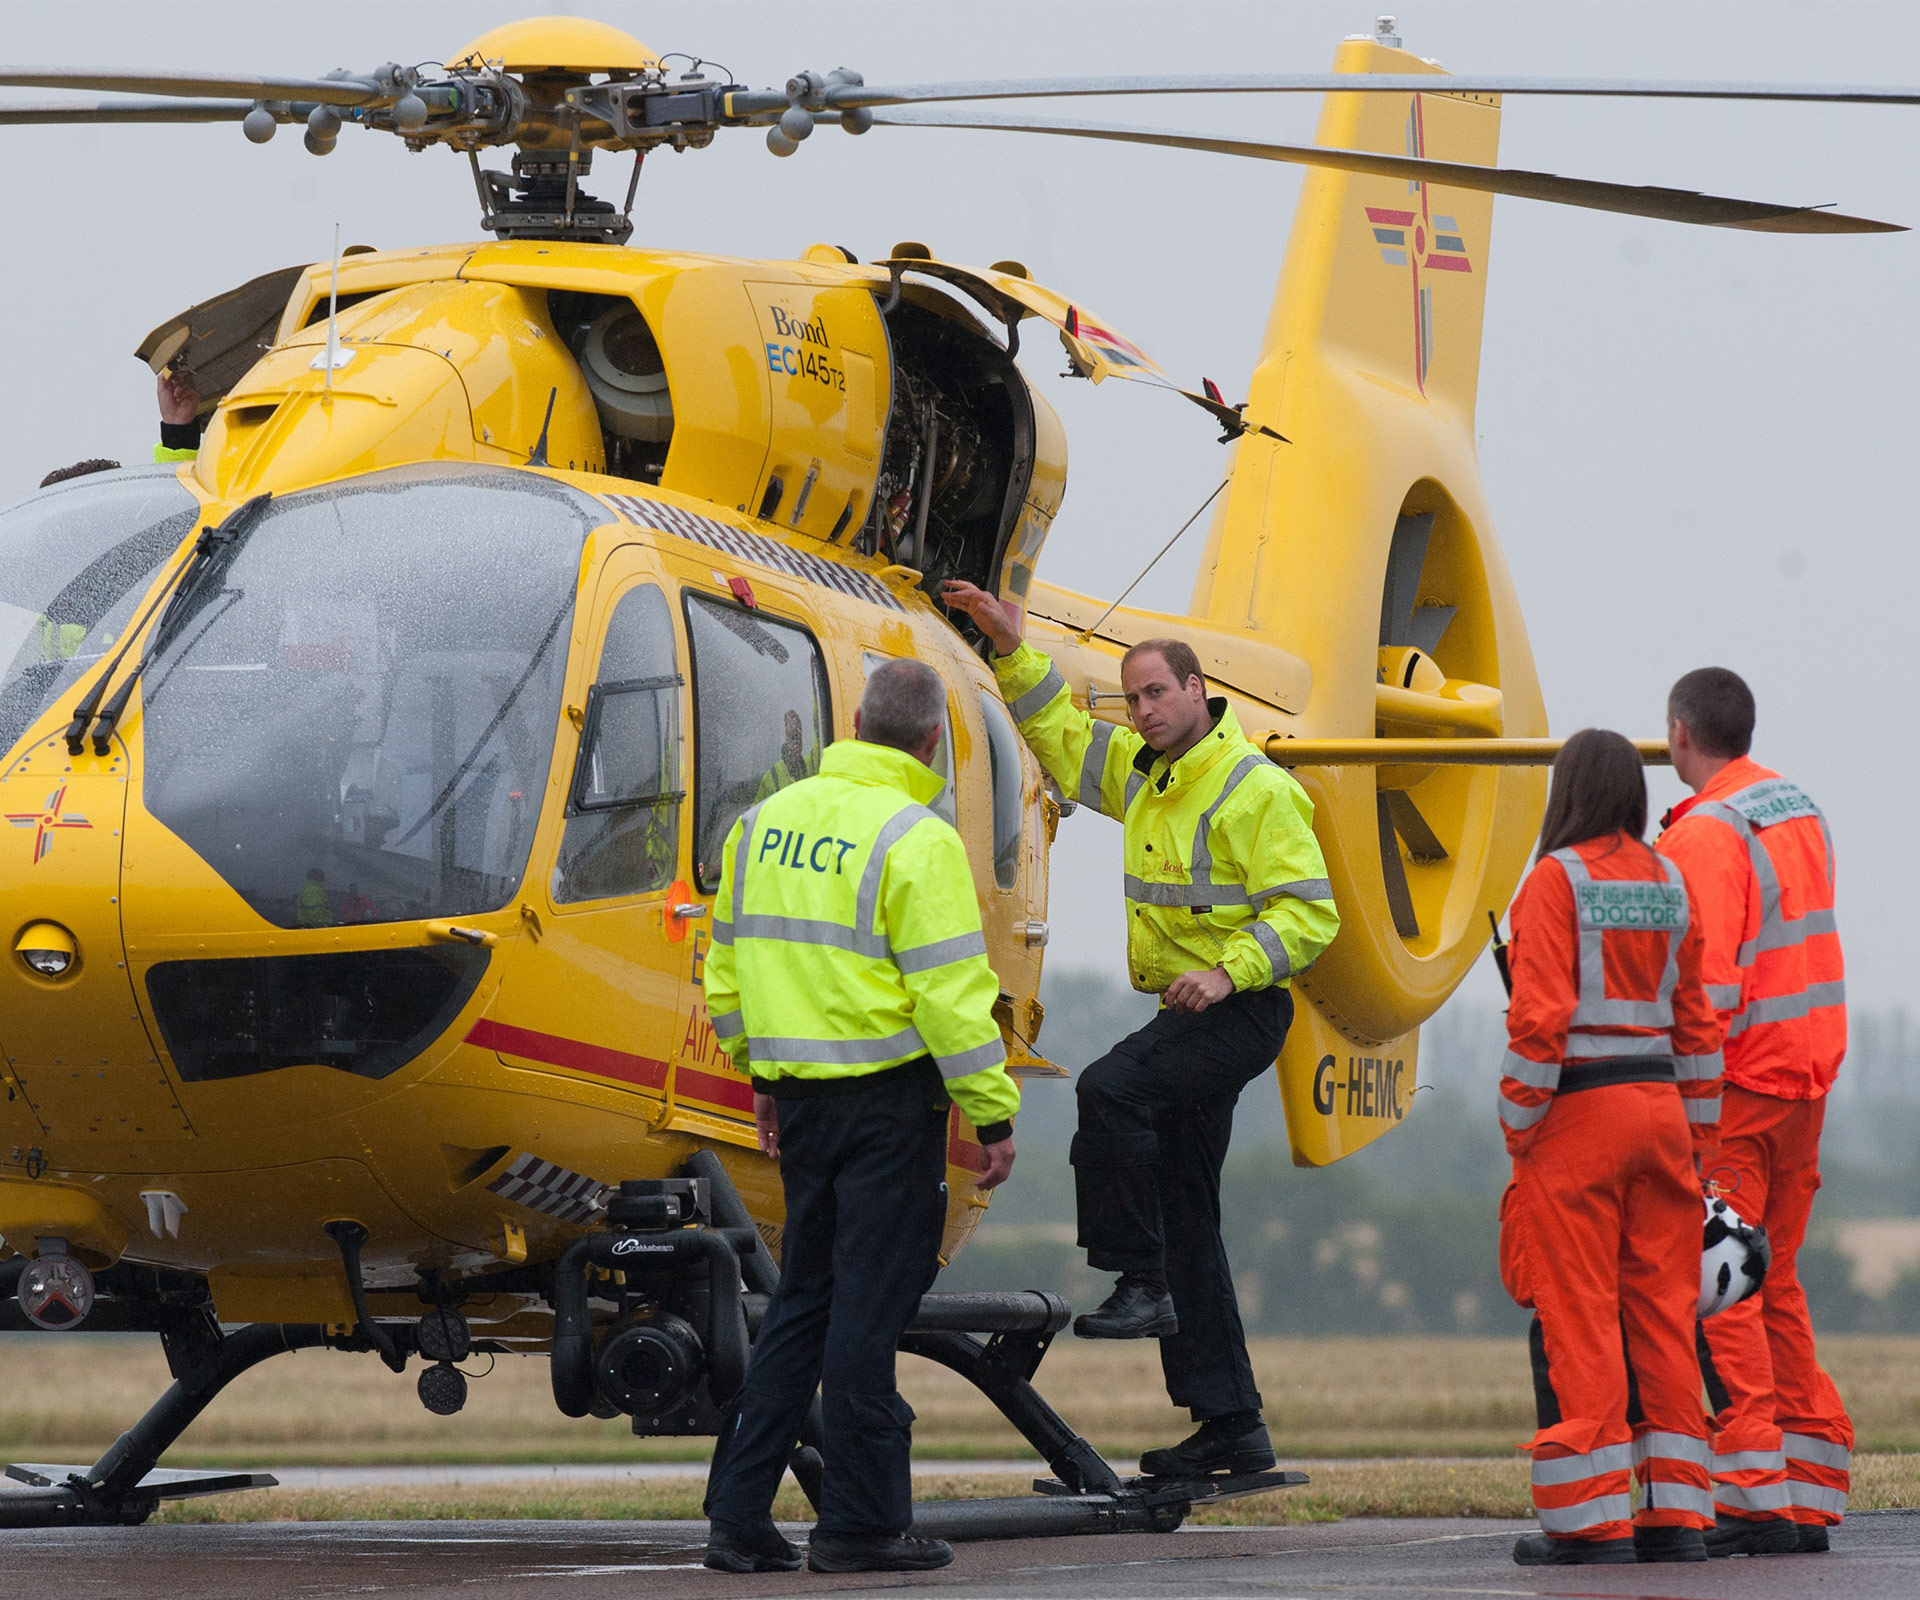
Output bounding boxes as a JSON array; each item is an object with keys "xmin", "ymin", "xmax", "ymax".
[
  {"xmin": 1657, "ymin": 668, "xmax": 1851, "ymax": 1556},
  {"xmin": 1499, "ymin": 729, "xmax": 1723, "ymax": 1566}
]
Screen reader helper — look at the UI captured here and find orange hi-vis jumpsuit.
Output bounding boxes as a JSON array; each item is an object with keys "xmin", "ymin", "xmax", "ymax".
[
  {"xmin": 1497, "ymin": 832, "xmax": 1724, "ymax": 1545},
  {"xmin": 1659, "ymin": 758, "xmax": 1851, "ymax": 1530}
]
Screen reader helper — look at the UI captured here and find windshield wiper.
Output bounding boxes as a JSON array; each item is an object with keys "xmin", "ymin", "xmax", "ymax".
[{"xmin": 65, "ymin": 493, "xmax": 272, "ymax": 756}]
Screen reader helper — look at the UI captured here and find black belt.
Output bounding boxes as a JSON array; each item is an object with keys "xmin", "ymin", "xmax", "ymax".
[{"xmin": 1558, "ymin": 1056, "xmax": 1676, "ymax": 1095}]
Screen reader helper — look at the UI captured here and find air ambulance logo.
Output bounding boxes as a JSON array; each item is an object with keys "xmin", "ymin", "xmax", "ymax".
[
  {"xmin": 5, "ymin": 784, "xmax": 92, "ymax": 863},
  {"xmin": 1365, "ymin": 96, "xmax": 1473, "ymax": 394}
]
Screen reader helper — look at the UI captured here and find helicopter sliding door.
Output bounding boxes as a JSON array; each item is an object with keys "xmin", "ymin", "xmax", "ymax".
[{"xmin": 476, "ymin": 553, "xmax": 690, "ymax": 1122}]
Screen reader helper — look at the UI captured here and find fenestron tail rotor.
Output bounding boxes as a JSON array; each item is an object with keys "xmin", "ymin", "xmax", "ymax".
[{"xmin": 0, "ymin": 14, "xmax": 1909, "ymax": 240}]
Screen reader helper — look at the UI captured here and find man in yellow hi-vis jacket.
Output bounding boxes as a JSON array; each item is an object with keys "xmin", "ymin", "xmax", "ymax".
[
  {"xmin": 943, "ymin": 580, "xmax": 1339, "ymax": 1480},
  {"xmin": 702, "ymin": 658, "xmax": 1019, "ymax": 1576}
]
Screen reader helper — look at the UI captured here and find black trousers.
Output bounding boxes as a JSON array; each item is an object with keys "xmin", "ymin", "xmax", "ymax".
[
  {"xmin": 704, "ymin": 1063, "xmax": 948, "ymax": 1539},
  {"xmin": 1071, "ymin": 985, "xmax": 1291, "ymax": 1421}
]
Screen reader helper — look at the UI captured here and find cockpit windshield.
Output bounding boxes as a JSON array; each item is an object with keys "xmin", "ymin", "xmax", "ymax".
[
  {"xmin": 0, "ymin": 467, "xmax": 200, "ymax": 760},
  {"xmin": 139, "ymin": 465, "xmax": 596, "ymax": 929}
]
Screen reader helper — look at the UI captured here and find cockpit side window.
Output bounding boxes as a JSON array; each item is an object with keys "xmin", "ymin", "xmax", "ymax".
[
  {"xmin": 0, "ymin": 469, "xmax": 199, "ymax": 760},
  {"xmin": 553, "ymin": 582, "xmax": 684, "ymax": 903},
  {"xmin": 864, "ymin": 649, "xmax": 957, "ymax": 829},
  {"xmin": 684, "ymin": 593, "xmax": 832, "ymax": 892}
]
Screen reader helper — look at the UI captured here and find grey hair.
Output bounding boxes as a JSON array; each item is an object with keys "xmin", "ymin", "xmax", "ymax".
[{"xmin": 860, "ymin": 658, "xmax": 947, "ymax": 753}]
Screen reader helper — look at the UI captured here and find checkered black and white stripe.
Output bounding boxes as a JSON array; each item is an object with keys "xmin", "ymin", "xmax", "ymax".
[
  {"xmin": 485, "ymin": 1153, "xmax": 608, "ymax": 1226},
  {"xmin": 602, "ymin": 492, "xmax": 905, "ymax": 613}
]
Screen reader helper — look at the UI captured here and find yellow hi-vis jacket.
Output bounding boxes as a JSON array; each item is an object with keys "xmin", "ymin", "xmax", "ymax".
[
  {"xmin": 703, "ymin": 738, "xmax": 1021, "ymax": 1141},
  {"xmin": 994, "ymin": 643, "xmax": 1340, "ymax": 995}
]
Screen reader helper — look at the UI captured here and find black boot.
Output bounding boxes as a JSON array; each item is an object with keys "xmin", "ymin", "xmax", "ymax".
[
  {"xmin": 1512, "ymin": 1532, "xmax": 1637, "ymax": 1566},
  {"xmin": 1138, "ymin": 1412, "xmax": 1276, "ymax": 1478},
  {"xmin": 1703, "ymin": 1513, "xmax": 1803, "ymax": 1557},
  {"xmin": 1073, "ymin": 1273, "xmax": 1177, "ymax": 1339},
  {"xmin": 704, "ymin": 1522, "xmax": 802, "ymax": 1572},
  {"xmin": 807, "ymin": 1533, "xmax": 954, "ymax": 1573},
  {"xmin": 1634, "ymin": 1524, "xmax": 1708, "ymax": 1562},
  {"xmin": 1797, "ymin": 1523, "xmax": 1831, "ymax": 1553}
]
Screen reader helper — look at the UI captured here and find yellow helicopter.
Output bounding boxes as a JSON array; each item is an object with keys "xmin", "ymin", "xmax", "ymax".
[{"xmin": 0, "ymin": 12, "xmax": 1904, "ymax": 1536}]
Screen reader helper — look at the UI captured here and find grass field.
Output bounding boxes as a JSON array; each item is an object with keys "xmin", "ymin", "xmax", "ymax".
[
  {"xmin": 8, "ymin": 1334, "xmax": 1920, "ymax": 1465},
  {"xmin": 148, "ymin": 1454, "xmax": 1920, "ymax": 1526}
]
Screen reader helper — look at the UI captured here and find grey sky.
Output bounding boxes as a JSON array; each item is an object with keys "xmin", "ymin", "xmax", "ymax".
[{"xmin": 4, "ymin": 1, "xmax": 1913, "ymax": 1018}]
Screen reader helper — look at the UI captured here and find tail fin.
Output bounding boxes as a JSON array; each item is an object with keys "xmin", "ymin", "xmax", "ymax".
[{"xmin": 1021, "ymin": 36, "xmax": 1547, "ymax": 1165}]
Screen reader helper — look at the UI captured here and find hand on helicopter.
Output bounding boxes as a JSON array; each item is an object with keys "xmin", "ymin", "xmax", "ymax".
[
  {"xmin": 1165, "ymin": 966, "xmax": 1236, "ymax": 1015},
  {"xmin": 974, "ymin": 1136, "xmax": 1016, "ymax": 1191},
  {"xmin": 753, "ymin": 1091, "xmax": 780, "ymax": 1159},
  {"xmin": 937, "ymin": 580, "xmax": 1024, "ymax": 657},
  {"xmin": 156, "ymin": 368, "xmax": 199, "ymax": 426}
]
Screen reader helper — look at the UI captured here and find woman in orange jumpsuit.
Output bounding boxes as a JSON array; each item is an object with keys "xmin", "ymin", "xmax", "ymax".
[{"xmin": 1497, "ymin": 729, "xmax": 1725, "ymax": 1567}]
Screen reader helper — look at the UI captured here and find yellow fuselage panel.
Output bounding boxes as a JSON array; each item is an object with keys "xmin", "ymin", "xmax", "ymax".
[{"xmin": 0, "ymin": 471, "xmax": 1049, "ymax": 1316}]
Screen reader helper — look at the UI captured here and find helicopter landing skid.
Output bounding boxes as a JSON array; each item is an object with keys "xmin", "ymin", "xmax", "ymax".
[
  {"xmin": 0, "ymin": 1463, "xmax": 280, "ymax": 1528},
  {"xmin": 913, "ymin": 1469, "xmax": 1310, "ymax": 1542},
  {"xmin": 895, "ymin": 1320, "xmax": 1308, "ymax": 1540}
]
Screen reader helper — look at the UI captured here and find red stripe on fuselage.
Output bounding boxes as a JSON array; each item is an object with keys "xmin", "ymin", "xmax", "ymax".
[{"xmin": 465, "ymin": 1018, "xmax": 754, "ymax": 1112}]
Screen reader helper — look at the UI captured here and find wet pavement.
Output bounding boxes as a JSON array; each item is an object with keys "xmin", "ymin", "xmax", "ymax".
[{"xmin": 3, "ymin": 1512, "xmax": 1915, "ymax": 1598}]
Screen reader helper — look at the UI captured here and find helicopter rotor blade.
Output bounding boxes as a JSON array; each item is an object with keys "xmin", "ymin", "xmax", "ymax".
[
  {"xmin": 768, "ymin": 72, "xmax": 1920, "ymax": 114},
  {"xmin": 868, "ymin": 109, "xmax": 1906, "ymax": 234},
  {"xmin": 0, "ymin": 97, "xmax": 260, "ymax": 125},
  {"xmin": 0, "ymin": 67, "xmax": 384, "ymax": 106}
]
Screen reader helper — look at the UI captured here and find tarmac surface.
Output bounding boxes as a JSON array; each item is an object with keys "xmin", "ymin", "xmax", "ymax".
[{"xmin": 6, "ymin": 1512, "xmax": 1917, "ymax": 1599}]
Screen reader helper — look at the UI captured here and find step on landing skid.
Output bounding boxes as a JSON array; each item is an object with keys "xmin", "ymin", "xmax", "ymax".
[
  {"xmin": 3, "ymin": 1463, "xmax": 280, "ymax": 1526},
  {"xmin": 912, "ymin": 1470, "xmax": 1311, "ymax": 1542}
]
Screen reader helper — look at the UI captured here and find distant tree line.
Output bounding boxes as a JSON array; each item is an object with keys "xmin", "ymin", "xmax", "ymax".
[{"xmin": 939, "ymin": 971, "xmax": 1920, "ymax": 1335}]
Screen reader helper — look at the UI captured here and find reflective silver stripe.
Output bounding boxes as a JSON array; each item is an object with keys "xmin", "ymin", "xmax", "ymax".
[
  {"xmin": 1717, "ymin": 1480, "xmax": 1793, "ymax": 1513},
  {"xmin": 1007, "ymin": 665, "xmax": 1066, "ymax": 724},
  {"xmin": 1713, "ymin": 1449, "xmax": 1786, "ymax": 1475},
  {"xmin": 730, "ymin": 800, "xmax": 769, "ymax": 924},
  {"xmin": 1500, "ymin": 1092, "xmax": 1550, "ymax": 1131},
  {"xmin": 1783, "ymin": 1433, "xmax": 1852, "ymax": 1472},
  {"xmin": 1553, "ymin": 847, "xmax": 1682, "ymax": 1031},
  {"xmin": 1685, "ymin": 1096, "xmax": 1721, "ymax": 1124},
  {"xmin": 1080, "ymin": 720, "xmax": 1117, "ymax": 815},
  {"xmin": 1502, "ymin": 1051, "xmax": 1561, "ymax": 1091},
  {"xmin": 1250, "ymin": 877, "xmax": 1335, "ymax": 906},
  {"xmin": 1122, "ymin": 771, "xmax": 1145, "ymax": 813},
  {"xmin": 709, "ymin": 1009, "xmax": 745, "ymax": 1040},
  {"xmin": 732, "ymin": 913, "xmax": 889, "ymax": 959},
  {"xmin": 1795, "ymin": 905, "xmax": 1839, "ymax": 940},
  {"xmin": 1706, "ymin": 982, "xmax": 1743, "ymax": 1010},
  {"xmin": 1691, "ymin": 790, "xmax": 1838, "ymax": 969},
  {"xmin": 893, "ymin": 929, "xmax": 989, "ymax": 974},
  {"xmin": 747, "ymin": 1026, "xmax": 927, "ymax": 1065},
  {"xmin": 1530, "ymin": 1443, "xmax": 1633, "ymax": 1486},
  {"xmin": 1125, "ymin": 874, "xmax": 1252, "ymax": 907},
  {"xmin": 1247, "ymin": 920, "xmax": 1290, "ymax": 980},
  {"xmin": 1785, "ymin": 1481, "xmax": 1848, "ymax": 1515},
  {"xmin": 1673, "ymin": 1051, "xmax": 1724, "ymax": 1083},
  {"xmin": 1535, "ymin": 1493, "xmax": 1633, "ymax": 1533},
  {"xmin": 1633, "ymin": 1431, "xmax": 1712, "ymax": 1468},
  {"xmin": 1188, "ymin": 753, "xmax": 1268, "ymax": 891},
  {"xmin": 1728, "ymin": 980, "xmax": 1848, "ymax": 1036},
  {"xmin": 856, "ymin": 802, "xmax": 941, "ymax": 942},
  {"xmin": 935, "ymin": 1037, "xmax": 1007, "ymax": 1080},
  {"xmin": 1644, "ymin": 1481, "xmax": 1717, "ymax": 1517},
  {"xmin": 1563, "ymin": 1031, "xmax": 1674, "ymax": 1058},
  {"xmin": 711, "ymin": 918, "xmax": 734, "ymax": 946}
]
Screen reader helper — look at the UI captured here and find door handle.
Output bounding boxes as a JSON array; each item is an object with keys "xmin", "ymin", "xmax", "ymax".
[{"xmin": 669, "ymin": 903, "xmax": 709, "ymax": 920}]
